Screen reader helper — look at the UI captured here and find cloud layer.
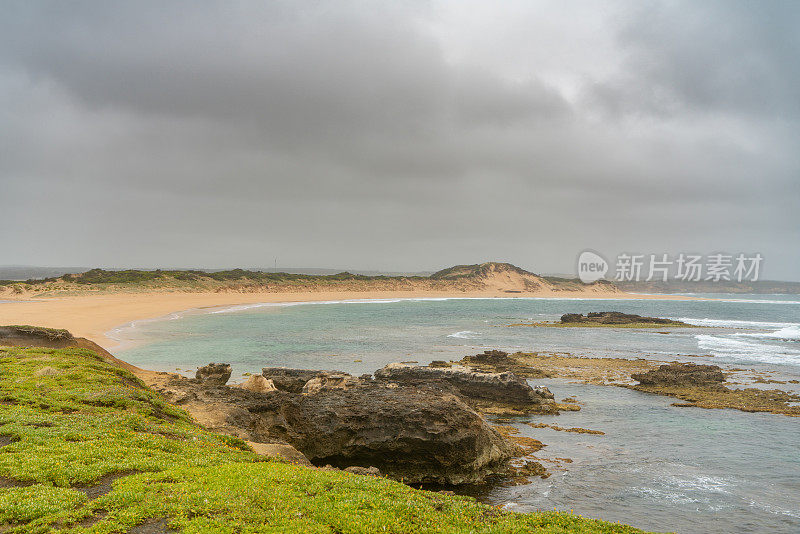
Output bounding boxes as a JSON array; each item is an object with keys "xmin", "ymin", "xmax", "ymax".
[{"xmin": 1, "ymin": 1, "xmax": 798, "ymax": 278}]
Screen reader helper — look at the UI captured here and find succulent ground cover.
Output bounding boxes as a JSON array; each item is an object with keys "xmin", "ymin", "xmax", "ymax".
[{"xmin": 0, "ymin": 345, "xmax": 653, "ymax": 533}]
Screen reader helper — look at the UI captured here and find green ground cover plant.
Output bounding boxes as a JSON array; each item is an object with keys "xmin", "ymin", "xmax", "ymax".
[{"xmin": 0, "ymin": 346, "xmax": 654, "ymax": 533}]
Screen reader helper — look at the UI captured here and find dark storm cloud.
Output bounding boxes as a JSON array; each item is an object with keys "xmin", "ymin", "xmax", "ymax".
[{"xmin": 0, "ymin": 1, "xmax": 798, "ymax": 278}]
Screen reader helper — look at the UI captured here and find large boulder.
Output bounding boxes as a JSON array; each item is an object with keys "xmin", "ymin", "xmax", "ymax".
[
  {"xmin": 237, "ymin": 375, "xmax": 278, "ymax": 394},
  {"xmin": 196, "ymin": 363, "xmax": 231, "ymax": 385},
  {"xmin": 374, "ymin": 362, "xmax": 555, "ymax": 414},
  {"xmin": 279, "ymin": 383, "xmax": 513, "ymax": 484},
  {"xmin": 150, "ymin": 370, "xmax": 513, "ymax": 485}
]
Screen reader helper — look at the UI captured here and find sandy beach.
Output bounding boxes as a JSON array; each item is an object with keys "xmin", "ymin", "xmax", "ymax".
[{"xmin": 0, "ymin": 288, "xmax": 697, "ymax": 350}]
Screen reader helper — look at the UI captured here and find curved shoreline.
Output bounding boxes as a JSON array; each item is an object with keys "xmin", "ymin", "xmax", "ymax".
[{"xmin": 0, "ymin": 289, "xmax": 702, "ymax": 350}]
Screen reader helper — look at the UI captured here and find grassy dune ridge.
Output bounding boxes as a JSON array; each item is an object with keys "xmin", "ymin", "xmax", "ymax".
[
  {"xmin": 0, "ymin": 345, "xmax": 654, "ymax": 533},
  {"xmin": 0, "ymin": 263, "xmax": 618, "ymax": 297}
]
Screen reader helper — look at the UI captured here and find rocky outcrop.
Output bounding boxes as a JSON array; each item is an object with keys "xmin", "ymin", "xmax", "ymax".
[
  {"xmin": 150, "ymin": 367, "xmax": 514, "ymax": 485},
  {"xmin": 261, "ymin": 367, "xmax": 331, "ymax": 393},
  {"xmin": 560, "ymin": 312, "xmax": 689, "ymax": 326},
  {"xmin": 632, "ymin": 363, "xmax": 726, "ymax": 386},
  {"xmin": 458, "ymin": 350, "xmax": 548, "ymax": 377},
  {"xmin": 196, "ymin": 363, "xmax": 232, "ymax": 385},
  {"xmin": 302, "ymin": 372, "xmax": 362, "ymax": 394},
  {"xmin": 374, "ymin": 362, "xmax": 555, "ymax": 414},
  {"xmin": 280, "ymin": 383, "xmax": 513, "ymax": 484}
]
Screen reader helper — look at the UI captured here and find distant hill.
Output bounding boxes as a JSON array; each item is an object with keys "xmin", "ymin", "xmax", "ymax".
[
  {"xmin": 0, "ymin": 265, "xmax": 433, "ymax": 281},
  {"xmin": 0, "ymin": 266, "xmax": 90, "ymax": 281},
  {"xmin": 0, "ymin": 262, "xmax": 617, "ymax": 296},
  {"xmin": 431, "ymin": 262, "xmax": 618, "ymax": 293}
]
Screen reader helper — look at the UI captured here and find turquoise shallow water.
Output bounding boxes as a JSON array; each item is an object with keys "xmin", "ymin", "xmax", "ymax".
[{"xmin": 115, "ymin": 295, "xmax": 800, "ymax": 534}]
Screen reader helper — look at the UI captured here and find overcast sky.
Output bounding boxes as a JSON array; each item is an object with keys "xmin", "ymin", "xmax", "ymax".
[{"xmin": 1, "ymin": 1, "xmax": 798, "ymax": 279}]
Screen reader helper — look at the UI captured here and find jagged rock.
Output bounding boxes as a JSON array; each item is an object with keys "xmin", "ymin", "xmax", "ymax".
[
  {"xmin": 429, "ymin": 360, "xmax": 452, "ymax": 368},
  {"xmin": 632, "ymin": 363, "xmax": 726, "ymax": 386},
  {"xmin": 458, "ymin": 350, "xmax": 546, "ymax": 377},
  {"xmin": 302, "ymin": 372, "xmax": 362, "ymax": 395},
  {"xmin": 344, "ymin": 466, "xmax": 382, "ymax": 477},
  {"xmin": 238, "ymin": 375, "xmax": 278, "ymax": 394},
  {"xmin": 261, "ymin": 367, "xmax": 328, "ymax": 393},
  {"xmin": 374, "ymin": 362, "xmax": 555, "ymax": 414},
  {"xmin": 196, "ymin": 363, "xmax": 232, "ymax": 385},
  {"xmin": 151, "ymin": 373, "xmax": 513, "ymax": 485},
  {"xmin": 281, "ymin": 383, "xmax": 513, "ymax": 484}
]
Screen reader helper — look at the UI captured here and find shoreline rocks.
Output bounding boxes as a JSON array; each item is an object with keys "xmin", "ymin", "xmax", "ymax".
[
  {"xmin": 560, "ymin": 312, "xmax": 689, "ymax": 326},
  {"xmin": 151, "ymin": 365, "xmax": 518, "ymax": 485},
  {"xmin": 458, "ymin": 350, "xmax": 549, "ymax": 377},
  {"xmin": 374, "ymin": 362, "xmax": 556, "ymax": 414},
  {"xmin": 631, "ymin": 362, "xmax": 726, "ymax": 386},
  {"xmin": 196, "ymin": 363, "xmax": 232, "ymax": 385}
]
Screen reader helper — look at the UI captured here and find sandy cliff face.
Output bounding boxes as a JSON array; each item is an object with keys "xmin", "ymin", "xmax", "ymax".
[{"xmin": 429, "ymin": 262, "xmax": 617, "ymax": 294}]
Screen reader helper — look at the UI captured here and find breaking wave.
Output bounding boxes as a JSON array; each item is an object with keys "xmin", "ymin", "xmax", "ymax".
[
  {"xmin": 447, "ymin": 330, "xmax": 482, "ymax": 339},
  {"xmin": 734, "ymin": 325, "xmax": 800, "ymax": 341},
  {"xmin": 695, "ymin": 334, "xmax": 800, "ymax": 366},
  {"xmin": 676, "ymin": 317, "xmax": 797, "ymax": 329}
]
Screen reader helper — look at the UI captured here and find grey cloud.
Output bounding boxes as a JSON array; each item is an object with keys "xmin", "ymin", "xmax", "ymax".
[{"xmin": 0, "ymin": 1, "xmax": 798, "ymax": 278}]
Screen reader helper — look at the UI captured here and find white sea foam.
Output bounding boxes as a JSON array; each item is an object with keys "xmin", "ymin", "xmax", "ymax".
[
  {"xmin": 676, "ymin": 317, "xmax": 797, "ymax": 329},
  {"xmin": 734, "ymin": 325, "xmax": 800, "ymax": 341},
  {"xmin": 447, "ymin": 330, "xmax": 482, "ymax": 339},
  {"xmin": 695, "ymin": 334, "xmax": 800, "ymax": 365},
  {"xmin": 662, "ymin": 474, "xmax": 731, "ymax": 494},
  {"xmin": 711, "ymin": 298, "xmax": 800, "ymax": 305},
  {"xmin": 634, "ymin": 487, "xmax": 699, "ymax": 505},
  {"xmin": 749, "ymin": 501, "xmax": 800, "ymax": 519}
]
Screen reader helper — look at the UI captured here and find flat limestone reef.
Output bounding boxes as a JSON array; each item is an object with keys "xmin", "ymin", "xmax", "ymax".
[
  {"xmin": 509, "ymin": 311, "xmax": 695, "ymax": 328},
  {"xmin": 456, "ymin": 350, "xmax": 800, "ymax": 417}
]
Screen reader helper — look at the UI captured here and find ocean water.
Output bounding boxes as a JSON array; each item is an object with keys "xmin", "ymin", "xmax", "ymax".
[{"xmin": 114, "ymin": 295, "xmax": 800, "ymax": 533}]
